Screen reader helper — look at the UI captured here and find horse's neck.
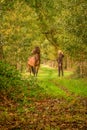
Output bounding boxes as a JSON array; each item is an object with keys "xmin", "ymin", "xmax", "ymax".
[{"xmin": 35, "ymin": 53, "xmax": 40, "ymax": 60}]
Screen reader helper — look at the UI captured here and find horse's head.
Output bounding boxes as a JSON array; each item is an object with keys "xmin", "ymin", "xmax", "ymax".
[{"xmin": 32, "ymin": 46, "xmax": 40, "ymax": 55}]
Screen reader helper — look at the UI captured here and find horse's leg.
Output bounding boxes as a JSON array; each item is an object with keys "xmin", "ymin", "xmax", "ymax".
[
  {"xmin": 35, "ymin": 66, "xmax": 37, "ymax": 76},
  {"xmin": 31, "ymin": 66, "xmax": 36, "ymax": 76},
  {"xmin": 35, "ymin": 66, "xmax": 39, "ymax": 76},
  {"xmin": 28, "ymin": 65, "xmax": 32, "ymax": 75},
  {"xmin": 59, "ymin": 67, "xmax": 61, "ymax": 76},
  {"xmin": 30, "ymin": 66, "xmax": 32, "ymax": 76},
  {"xmin": 61, "ymin": 65, "xmax": 64, "ymax": 76},
  {"xmin": 36, "ymin": 67, "xmax": 38, "ymax": 76},
  {"xmin": 34, "ymin": 67, "xmax": 36, "ymax": 76},
  {"xmin": 35, "ymin": 65, "xmax": 40, "ymax": 76},
  {"xmin": 58, "ymin": 65, "xmax": 61, "ymax": 77}
]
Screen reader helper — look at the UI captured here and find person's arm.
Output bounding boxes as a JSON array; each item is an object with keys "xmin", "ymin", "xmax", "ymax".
[{"xmin": 62, "ymin": 54, "xmax": 64, "ymax": 58}]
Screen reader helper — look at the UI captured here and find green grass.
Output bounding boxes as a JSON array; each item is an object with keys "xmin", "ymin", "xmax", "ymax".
[
  {"xmin": 55, "ymin": 78, "xmax": 87, "ymax": 97},
  {"xmin": 38, "ymin": 65, "xmax": 87, "ymax": 98},
  {"xmin": 38, "ymin": 65, "xmax": 73, "ymax": 79},
  {"xmin": 38, "ymin": 79, "xmax": 66, "ymax": 98},
  {"xmin": 22, "ymin": 64, "xmax": 87, "ymax": 99}
]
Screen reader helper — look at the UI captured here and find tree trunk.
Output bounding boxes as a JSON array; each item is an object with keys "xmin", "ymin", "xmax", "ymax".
[{"xmin": 0, "ymin": 45, "xmax": 4, "ymax": 60}]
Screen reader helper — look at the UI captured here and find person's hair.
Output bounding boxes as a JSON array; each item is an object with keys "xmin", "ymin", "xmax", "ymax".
[{"xmin": 58, "ymin": 50, "xmax": 63, "ymax": 54}]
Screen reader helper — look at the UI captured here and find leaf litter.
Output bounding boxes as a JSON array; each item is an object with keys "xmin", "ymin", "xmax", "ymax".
[{"xmin": 0, "ymin": 93, "xmax": 87, "ymax": 130}]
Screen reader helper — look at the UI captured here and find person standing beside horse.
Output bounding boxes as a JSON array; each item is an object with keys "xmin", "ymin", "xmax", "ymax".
[
  {"xmin": 28, "ymin": 46, "xmax": 40, "ymax": 76},
  {"xmin": 57, "ymin": 50, "xmax": 64, "ymax": 77}
]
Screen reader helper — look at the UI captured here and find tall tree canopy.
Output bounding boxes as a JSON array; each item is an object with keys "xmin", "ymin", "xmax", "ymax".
[{"xmin": 1, "ymin": 0, "xmax": 87, "ymax": 75}]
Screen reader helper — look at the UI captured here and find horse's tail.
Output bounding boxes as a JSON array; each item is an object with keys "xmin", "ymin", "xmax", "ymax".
[{"xmin": 31, "ymin": 66, "xmax": 36, "ymax": 75}]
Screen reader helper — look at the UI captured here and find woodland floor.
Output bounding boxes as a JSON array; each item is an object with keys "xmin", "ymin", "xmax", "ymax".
[
  {"xmin": 0, "ymin": 89, "xmax": 87, "ymax": 130},
  {"xmin": 0, "ymin": 66, "xmax": 87, "ymax": 130}
]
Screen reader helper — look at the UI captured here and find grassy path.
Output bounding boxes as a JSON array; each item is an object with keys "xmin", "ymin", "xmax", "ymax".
[
  {"xmin": 37, "ymin": 65, "xmax": 87, "ymax": 98},
  {"xmin": 21, "ymin": 65, "xmax": 87, "ymax": 129},
  {"xmin": 0, "ymin": 65, "xmax": 87, "ymax": 130}
]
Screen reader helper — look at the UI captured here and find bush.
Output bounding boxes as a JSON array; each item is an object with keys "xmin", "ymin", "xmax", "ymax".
[
  {"xmin": 0, "ymin": 61, "xmax": 29, "ymax": 102},
  {"xmin": 0, "ymin": 61, "xmax": 22, "ymax": 90},
  {"xmin": 74, "ymin": 64, "xmax": 87, "ymax": 78},
  {"xmin": 0, "ymin": 61, "xmax": 45, "ymax": 101}
]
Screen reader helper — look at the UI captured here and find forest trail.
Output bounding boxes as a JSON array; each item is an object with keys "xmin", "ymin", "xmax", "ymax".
[
  {"xmin": 0, "ymin": 65, "xmax": 87, "ymax": 130},
  {"xmin": 0, "ymin": 92, "xmax": 86, "ymax": 130},
  {"xmin": 1, "ymin": 0, "xmax": 87, "ymax": 129}
]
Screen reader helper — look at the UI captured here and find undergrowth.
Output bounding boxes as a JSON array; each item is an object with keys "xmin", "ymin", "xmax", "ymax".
[{"xmin": 0, "ymin": 63, "xmax": 87, "ymax": 130}]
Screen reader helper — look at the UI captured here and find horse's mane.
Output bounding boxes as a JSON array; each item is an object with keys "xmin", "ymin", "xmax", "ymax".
[{"xmin": 33, "ymin": 46, "xmax": 40, "ymax": 55}]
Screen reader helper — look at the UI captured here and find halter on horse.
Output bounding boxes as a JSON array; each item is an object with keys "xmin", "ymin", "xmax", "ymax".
[{"xmin": 28, "ymin": 46, "xmax": 40, "ymax": 76}]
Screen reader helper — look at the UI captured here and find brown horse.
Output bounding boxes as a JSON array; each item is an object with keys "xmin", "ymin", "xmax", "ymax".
[
  {"xmin": 57, "ymin": 50, "xmax": 64, "ymax": 76},
  {"xmin": 27, "ymin": 46, "xmax": 40, "ymax": 76}
]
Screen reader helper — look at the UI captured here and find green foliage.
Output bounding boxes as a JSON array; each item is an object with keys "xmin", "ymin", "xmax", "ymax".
[
  {"xmin": 1, "ymin": 0, "xmax": 87, "ymax": 77},
  {"xmin": 73, "ymin": 65, "xmax": 87, "ymax": 78},
  {"xmin": 0, "ymin": 61, "xmax": 20, "ymax": 88},
  {"xmin": 0, "ymin": 61, "xmax": 30, "ymax": 102},
  {"xmin": 0, "ymin": 60, "xmax": 26, "ymax": 99},
  {"xmin": 0, "ymin": 0, "xmax": 15, "ymax": 11},
  {"xmin": 1, "ymin": 0, "xmax": 41, "ymax": 66},
  {"xmin": 27, "ymin": 76, "xmax": 46, "ymax": 99}
]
